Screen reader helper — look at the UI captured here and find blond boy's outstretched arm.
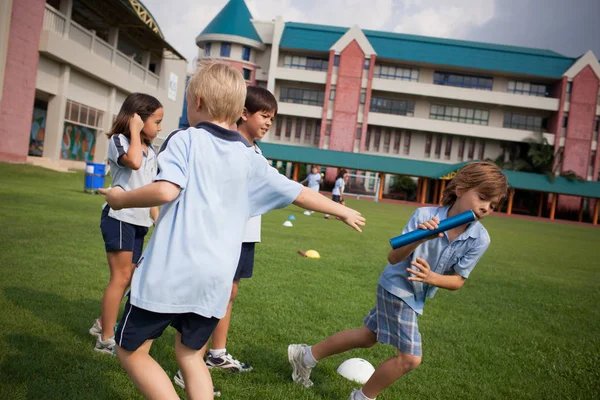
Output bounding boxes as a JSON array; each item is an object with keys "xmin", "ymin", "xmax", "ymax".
[
  {"xmin": 98, "ymin": 181, "xmax": 180, "ymax": 210},
  {"xmin": 293, "ymin": 187, "xmax": 365, "ymax": 232}
]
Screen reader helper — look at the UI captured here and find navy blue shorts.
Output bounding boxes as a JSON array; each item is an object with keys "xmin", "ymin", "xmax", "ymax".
[
  {"xmin": 233, "ymin": 242, "xmax": 255, "ymax": 281},
  {"xmin": 115, "ymin": 299, "xmax": 220, "ymax": 351},
  {"xmin": 100, "ymin": 206, "xmax": 148, "ymax": 264},
  {"xmin": 332, "ymin": 195, "xmax": 342, "ymax": 203}
]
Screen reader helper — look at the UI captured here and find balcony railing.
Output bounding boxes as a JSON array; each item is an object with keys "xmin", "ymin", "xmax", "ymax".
[{"xmin": 43, "ymin": 5, "xmax": 160, "ymax": 89}]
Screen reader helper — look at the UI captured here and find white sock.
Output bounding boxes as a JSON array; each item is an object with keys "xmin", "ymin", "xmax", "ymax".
[
  {"xmin": 303, "ymin": 346, "xmax": 317, "ymax": 367},
  {"xmin": 354, "ymin": 388, "xmax": 376, "ymax": 400},
  {"xmin": 209, "ymin": 348, "xmax": 226, "ymax": 357}
]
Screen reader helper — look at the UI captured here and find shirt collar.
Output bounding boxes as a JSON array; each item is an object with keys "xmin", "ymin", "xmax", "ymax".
[
  {"xmin": 195, "ymin": 122, "xmax": 252, "ymax": 147},
  {"xmin": 435, "ymin": 206, "xmax": 481, "ymax": 240}
]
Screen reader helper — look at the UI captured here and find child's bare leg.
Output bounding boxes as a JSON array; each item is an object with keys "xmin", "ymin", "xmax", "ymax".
[
  {"xmin": 101, "ymin": 251, "xmax": 135, "ymax": 340},
  {"xmin": 176, "ymin": 332, "xmax": 214, "ymax": 400},
  {"xmin": 361, "ymin": 351, "xmax": 421, "ymax": 398},
  {"xmin": 116, "ymin": 341, "xmax": 179, "ymax": 400},
  {"xmin": 210, "ymin": 280, "xmax": 239, "ymax": 349},
  {"xmin": 311, "ymin": 325, "xmax": 377, "ymax": 360}
]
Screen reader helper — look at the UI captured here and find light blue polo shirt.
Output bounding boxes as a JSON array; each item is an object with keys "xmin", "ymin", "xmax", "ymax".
[
  {"xmin": 379, "ymin": 206, "xmax": 490, "ymax": 315},
  {"xmin": 306, "ymin": 173, "xmax": 321, "ymax": 192},
  {"xmin": 332, "ymin": 177, "xmax": 344, "ymax": 195},
  {"xmin": 129, "ymin": 122, "xmax": 303, "ymax": 318}
]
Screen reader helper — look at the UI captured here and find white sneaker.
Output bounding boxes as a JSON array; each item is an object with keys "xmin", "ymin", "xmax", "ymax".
[
  {"xmin": 288, "ymin": 344, "xmax": 314, "ymax": 388},
  {"xmin": 206, "ymin": 351, "xmax": 253, "ymax": 372},
  {"xmin": 173, "ymin": 370, "xmax": 221, "ymax": 397},
  {"xmin": 349, "ymin": 389, "xmax": 359, "ymax": 400},
  {"xmin": 89, "ymin": 318, "xmax": 102, "ymax": 339},
  {"xmin": 94, "ymin": 336, "xmax": 116, "ymax": 356}
]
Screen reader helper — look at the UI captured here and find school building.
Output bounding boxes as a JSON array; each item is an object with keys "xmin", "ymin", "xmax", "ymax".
[
  {"xmin": 0, "ymin": 0, "xmax": 187, "ymax": 171},
  {"xmin": 183, "ymin": 0, "xmax": 600, "ymax": 221}
]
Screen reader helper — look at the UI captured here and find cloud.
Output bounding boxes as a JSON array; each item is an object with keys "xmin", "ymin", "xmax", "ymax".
[{"xmin": 393, "ymin": 0, "xmax": 495, "ymax": 39}]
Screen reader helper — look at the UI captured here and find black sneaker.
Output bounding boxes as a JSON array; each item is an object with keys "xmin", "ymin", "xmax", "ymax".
[{"xmin": 206, "ymin": 352, "xmax": 253, "ymax": 372}]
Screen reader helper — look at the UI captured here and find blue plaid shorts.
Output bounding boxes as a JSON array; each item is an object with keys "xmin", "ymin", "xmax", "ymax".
[{"xmin": 363, "ymin": 285, "xmax": 422, "ymax": 356}]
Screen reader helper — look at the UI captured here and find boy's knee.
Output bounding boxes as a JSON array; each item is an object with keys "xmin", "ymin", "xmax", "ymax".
[{"xmin": 395, "ymin": 353, "xmax": 421, "ymax": 371}]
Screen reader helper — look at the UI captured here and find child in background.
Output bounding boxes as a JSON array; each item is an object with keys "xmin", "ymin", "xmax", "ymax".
[
  {"xmin": 301, "ymin": 166, "xmax": 323, "ymax": 193},
  {"xmin": 332, "ymin": 169, "xmax": 348, "ymax": 203},
  {"xmin": 90, "ymin": 93, "xmax": 162, "ymax": 355},
  {"xmin": 288, "ymin": 161, "xmax": 508, "ymax": 400}
]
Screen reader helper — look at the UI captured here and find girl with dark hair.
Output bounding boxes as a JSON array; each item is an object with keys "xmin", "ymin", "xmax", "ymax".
[{"xmin": 89, "ymin": 93, "xmax": 163, "ymax": 355}]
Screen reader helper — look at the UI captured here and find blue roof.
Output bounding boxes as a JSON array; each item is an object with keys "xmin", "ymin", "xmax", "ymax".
[
  {"xmin": 200, "ymin": 0, "xmax": 262, "ymax": 43},
  {"xmin": 280, "ymin": 22, "xmax": 576, "ymax": 78}
]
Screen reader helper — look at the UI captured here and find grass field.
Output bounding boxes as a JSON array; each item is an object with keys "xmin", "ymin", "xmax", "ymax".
[{"xmin": 0, "ymin": 163, "xmax": 599, "ymax": 400}]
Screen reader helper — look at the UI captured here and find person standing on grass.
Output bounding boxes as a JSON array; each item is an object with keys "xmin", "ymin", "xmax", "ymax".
[
  {"xmin": 288, "ymin": 161, "xmax": 508, "ymax": 400},
  {"xmin": 89, "ymin": 93, "xmax": 163, "ymax": 355},
  {"xmin": 172, "ymin": 87, "xmax": 278, "ymax": 390},
  {"xmin": 332, "ymin": 169, "xmax": 348, "ymax": 204},
  {"xmin": 98, "ymin": 61, "xmax": 366, "ymax": 400},
  {"xmin": 301, "ymin": 166, "xmax": 323, "ymax": 193}
]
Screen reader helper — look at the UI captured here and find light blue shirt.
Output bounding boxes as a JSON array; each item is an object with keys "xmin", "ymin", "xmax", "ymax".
[
  {"xmin": 332, "ymin": 177, "xmax": 344, "ymax": 195},
  {"xmin": 306, "ymin": 173, "xmax": 321, "ymax": 192},
  {"xmin": 379, "ymin": 206, "xmax": 490, "ymax": 315},
  {"xmin": 130, "ymin": 122, "xmax": 303, "ymax": 318}
]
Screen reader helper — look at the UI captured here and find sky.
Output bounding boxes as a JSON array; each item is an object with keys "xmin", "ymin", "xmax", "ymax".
[{"xmin": 143, "ymin": 0, "xmax": 600, "ymax": 68}]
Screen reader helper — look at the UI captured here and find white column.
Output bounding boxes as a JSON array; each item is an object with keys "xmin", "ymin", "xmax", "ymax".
[
  {"xmin": 263, "ymin": 16, "xmax": 284, "ymax": 144},
  {"xmin": 59, "ymin": 0, "xmax": 73, "ymax": 37},
  {"xmin": 108, "ymin": 27, "xmax": 119, "ymax": 63},
  {"xmin": 43, "ymin": 64, "xmax": 70, "ymax": 163},
  {"xmin": 94, "ymin": 87, "xmax": 115, "ymax": 163}
]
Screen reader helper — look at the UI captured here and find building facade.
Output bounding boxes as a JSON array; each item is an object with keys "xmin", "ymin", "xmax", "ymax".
[
  {"xmin": 0, "ymin": 0, "xmax": 187, "ymax": 170},
  {"xmin": 192, "ymin": 0, "xmax": 600, "ymax": 211}
]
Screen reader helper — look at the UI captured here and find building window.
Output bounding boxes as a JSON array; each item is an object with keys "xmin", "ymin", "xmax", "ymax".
[
  {"xmin": 305, "ymin": 121, "xmax": 313, "ymax": 142},
  {"xmin": 295, "ymin": 119, "xmax": 303, "ymax": 139},
  {"xmin": 393, "ymin": 131, "xmax": 401, "ymax": 153},
  {"xmin": 204, "ymin": 43, "xmax": 211, "ymax": 56},
  {"xmin": 430, "ymin": 104, "xmax": 489, "ymax": 125},
  {"xmin": 478, "ymin": 141, "xmax": 486, "ymax": 159},
  {"xmin": 370, "ymin": 97, "xmax": 415, "ymax": 116},
  {"xmin": 275, "ymin": 119, "xmax": 282, "ymax": 137},
  {"xmin": 220, "ymin": 42, "xmax": 231, "ymax": 57},
  {"xmin": 503, "ymin": 113, "xmax": 544, "ymax": 132},
  {"xmin": 360, "ymin": 90, "xmax": 366, "ymax": 105},
  {"xmin": 334, "ymin": 55, "xmax": 340, "ymax": 67},
  {"xmin": 445, "ymin": 136, "xmax": 453, "ymax": 160},
  {"xmin": 383, "ymin": 130, "xmax": 391, "ymax": 152},
  {"xmin": 365, "ymin": 129, "xmax": 371, "ymax": 151},
  {"xmin": 507, "ymin": 80, "xmax": 548, "ymax": 97},
  {"xmin": 285, "ymin": 119, "xmax": 292, "ymax": 138},
  {"xmin": 243, "ymin": 68, "xmax": 251, "ymax": 81},
  {"xmin": 593, "ymin": 117, "xmax": 600, "ymax": 142},
  {"xmin": 434, "ymin": 135, "xmax": 443, "ymax": 159},
  {"xmin": 283, "ymin": 55, "xmax": 328, "ymax": 71},
  {"xmin": 589, "ymin": 150, "xmax": 596, "ymax": 178},
  {"xmin": 242, "ymin": 46, "xmax": 251, "ymax": 61},
  {"xmin": 63, "ymin": 100, "xmax": 104, "ymax": 161},
  {"xmin": 403, "ymin": 132, "xmax": 412, "ymax": 155},
  {"xmin": 373, "ymin": 65, "xmax": 419, "ymax": 82},
  {"xmin": 468, "ymin": 140, "xmax": 475, "ymax": 160},
  {"xmin": 424, "ymin": 133, "xmax": 432, "ymax": 158},
  {"xmin": 356, "ymin": 124, "xmax": 362, "ymax": 139},
  {"xmin": 434, "ymin": 71, "xmax": 493, "ymax": 90},
  {"xmin": 314, "ymin": 121, "xmax": 321, "ymax": 145},
  {"xmin": 566, "ymin": 82, "xmax": 573, "ymax": 93},
  {"xmin": 364, "ymin": 58, "xmax": 370, "ymax": 70},
  {"xmin": 326, "ymin": 122, "xmax": 331, "ymax": 136},
  {"xmin": 329, "ymin": 86, "xmax": 336, "ymax": 101},
  {"xmin": 457, "ymin": 137, "xmax": 466, "ymax": 161},
  {"xmin": 280, "ymin": 88, "xmax": 325, "ymax": 106},
  {"xmin": 562, "ymin": 113, "xmax": 569, "ymax": 137},
  {"xmin": 373, "ymin": 128, "xmax": 381, "ymax": 151}
]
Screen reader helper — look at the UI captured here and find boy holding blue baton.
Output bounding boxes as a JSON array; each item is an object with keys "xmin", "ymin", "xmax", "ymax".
[{"xmin": 288, "ymin": 162, "xmax": 508, "ymax": 400}]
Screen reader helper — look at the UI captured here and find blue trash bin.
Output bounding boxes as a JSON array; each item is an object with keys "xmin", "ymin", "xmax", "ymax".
[{"xmin": 84, "ymin": 162, "xmax": 106, "ymax": 193}]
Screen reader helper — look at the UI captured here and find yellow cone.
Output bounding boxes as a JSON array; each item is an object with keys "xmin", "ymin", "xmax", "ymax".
[{"xmin": 305, "ymin": 250, "xmax": 320, "ymax": 259}]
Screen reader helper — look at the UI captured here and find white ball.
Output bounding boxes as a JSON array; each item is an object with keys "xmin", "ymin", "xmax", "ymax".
[
  {"xmin": 282, "ymin": 221, "xmax": 293, "ymax": 227},
  {"xmin": 337, "ymin": 358, "xmax": 375, "ymax": 384},
  {"xmin": 303, "ymin": 210, "xmax": 311, "ymax": 216}
]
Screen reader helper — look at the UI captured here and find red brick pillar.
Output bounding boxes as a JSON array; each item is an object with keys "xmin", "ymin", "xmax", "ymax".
[{"xmin": 0, "ymin": 0, "xmax": 46, "ymax": 163}]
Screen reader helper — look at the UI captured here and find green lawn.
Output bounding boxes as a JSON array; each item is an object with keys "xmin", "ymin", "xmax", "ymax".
[{"xmin": 0, "ymin": 163, "xmax": 599, "ymax": 400}]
